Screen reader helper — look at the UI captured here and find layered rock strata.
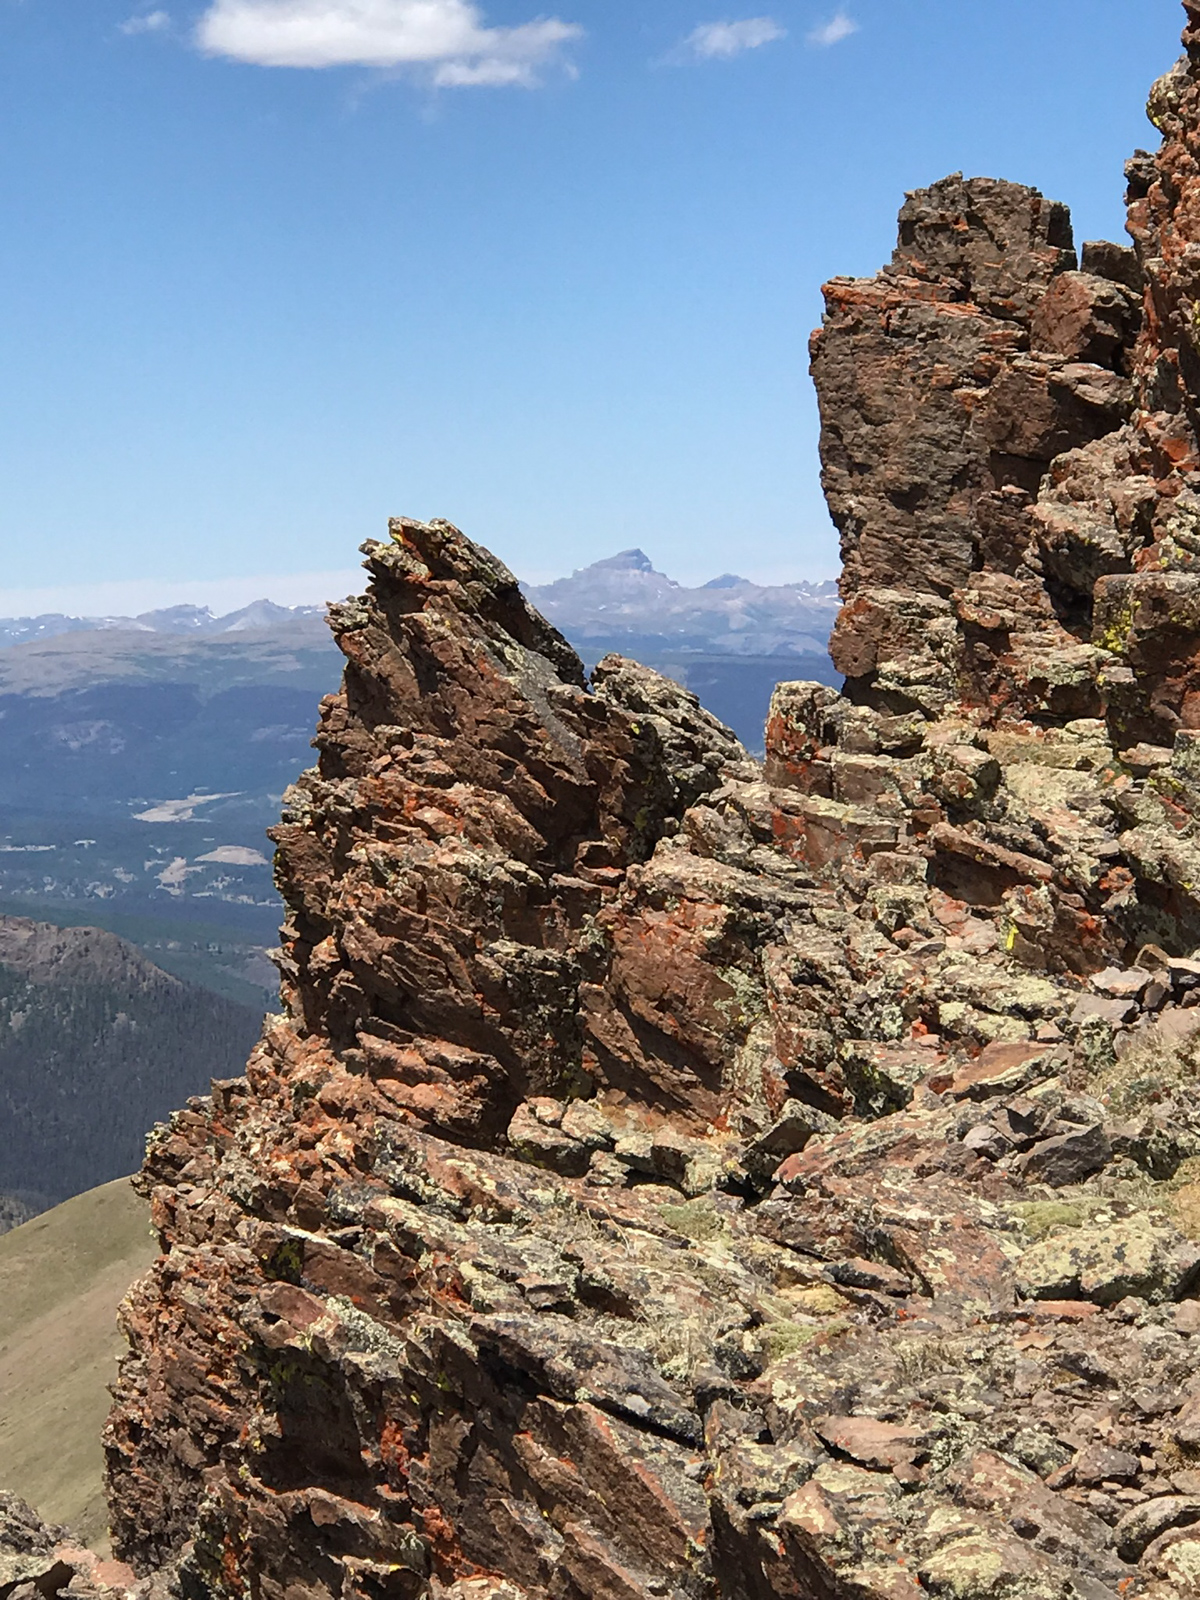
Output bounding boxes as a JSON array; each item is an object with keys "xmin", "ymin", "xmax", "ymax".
[
  {"xmin": 816, "ymin": 0, "xmax": 1200, "ymax": 769},
  {"xmin": 74, "ymin": 9, "xmax": 1200, "ymax": 1600},
  {"xmin": 91, "ymin": 511, "xmax": 1200, "ymax": 1600}
]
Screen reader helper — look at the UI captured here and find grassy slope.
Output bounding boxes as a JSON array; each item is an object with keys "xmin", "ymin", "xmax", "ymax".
[{"xmin": 0, "ymin": 1178, "xmax": 157, "ymax": 1548}]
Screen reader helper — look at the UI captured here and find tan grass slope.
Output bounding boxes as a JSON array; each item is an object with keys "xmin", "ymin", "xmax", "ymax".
[{"xmin": 0, "ymin": 1179, "xmax": 157, "ymax": 1549}]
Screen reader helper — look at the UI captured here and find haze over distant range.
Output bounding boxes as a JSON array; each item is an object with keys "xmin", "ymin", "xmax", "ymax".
[
  {"xmin": 0, "ymin": 547, "xmax": 838, "ymax": 661},
  {"xmin": 525, "ymin": 547, "xmax": 837, "ymax": 660},
  {"xmin": 0, "ymin": 597, "xmax": 323, "ymax": 649}
]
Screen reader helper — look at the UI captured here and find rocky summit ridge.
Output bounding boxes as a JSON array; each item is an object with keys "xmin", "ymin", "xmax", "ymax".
[{"xmin": 13, "ymin": 10, "xmax": 1200, "ymax": 1600}]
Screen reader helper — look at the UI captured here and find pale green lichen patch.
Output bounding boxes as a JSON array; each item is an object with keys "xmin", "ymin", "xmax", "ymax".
[
  {"xmin": 1008, "ymin": 1198, "xmax": 1108, "ymax": 1240},
  {"xmin": 759, "ymin": 1317, "xmax": 843, "ymax": 1367},
  {"xmin": 1016, "ymin": 1213, "xmax": 1191, "ymax": 1305},
  {"xmin": 658, "ymin": 1196, "xmax": 727, "ymax": 1242}
]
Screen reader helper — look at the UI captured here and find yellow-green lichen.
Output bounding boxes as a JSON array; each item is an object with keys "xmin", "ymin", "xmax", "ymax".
[
  {"xmin": 264, "ymin": 1237, "xmax": 305, "ymax": 1284},
  {"xmin": 659, "ymin": 1196, "xmax": 727, "ymax": 1242},
  {"xmin": 761, "ymin": 1317, "xmax": 850, "ymax": 1367},
  {"xmin": 1096, "ymin": 595, "xmax": 1136, "ymax": 658},
  {"xmin": 1009, "ymin": 1199, "xmax": 1106, "ymax": 1240}
]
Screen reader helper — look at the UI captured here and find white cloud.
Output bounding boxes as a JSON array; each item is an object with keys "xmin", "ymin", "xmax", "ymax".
[
  {"xmin": 683, "ymin": 17, "xmax": 785, "ymax": 60},
  {"xmin": 194, "ymin": 0, "xmax": 582, "ymax": 86},
  {"xmin": 120, "ymin": 9, "xmax": 170, "ymax": 33},
  {"xmin": 808, "ymin": 11, "xmax": 858, "ymax": 47}
]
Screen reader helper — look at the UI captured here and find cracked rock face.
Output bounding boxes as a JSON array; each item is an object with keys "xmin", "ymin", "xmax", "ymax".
[{"xmin": 74, "ymin": 8, "xmax": 1200, "ymax": 1600}]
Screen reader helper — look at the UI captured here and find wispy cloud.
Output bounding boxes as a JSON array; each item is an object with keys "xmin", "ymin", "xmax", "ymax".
[
  {"xmin": 120, "ymin": 9, "xmax": 170, "ymax": 33},
  {"xmin": 808, "ymin": 11, "xmax": 858, "ymax": 47},
  {"xmin": 194, "ymin": 0, "xmax": 582, "ymax": 86},
  {"xmin": 682, "ymin": 17, "xmax": 786, "ymax": 61}
]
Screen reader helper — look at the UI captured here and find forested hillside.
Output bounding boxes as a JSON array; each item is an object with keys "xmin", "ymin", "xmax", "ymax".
[{"xmin": 0, "ymin": 916, "xmax": 261, "ymax": 1216}]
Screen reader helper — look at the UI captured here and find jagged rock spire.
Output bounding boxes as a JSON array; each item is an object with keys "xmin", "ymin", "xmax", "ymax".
[{"xmin": 92, "ymin": 13, "xmax": 1200, "ymax": 1600}]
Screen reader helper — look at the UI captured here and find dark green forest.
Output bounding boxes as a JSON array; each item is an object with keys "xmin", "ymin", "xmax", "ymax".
[{"xmin": 0, "ymin": 955, "xmax": 261, "ymax": 1210}]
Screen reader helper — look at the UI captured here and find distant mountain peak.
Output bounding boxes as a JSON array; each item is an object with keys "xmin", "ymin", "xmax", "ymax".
[
  {"xmin": 522, "ymin": 548, "xmax": 840, "ymax": 689},
  {"xmin": 136, "ymin": 605, "xmax": 218, "ymax": 633},
  {"xmin": 586, "ymin": 549, "xmax": 657, "ymax": 574},
  {"xmin": 220, "ymin": 599, "xmax": 305, "ymax": 633},
  {"xmin": 0, "ymin": 600, "xmax": 325, "ymax": 651}
]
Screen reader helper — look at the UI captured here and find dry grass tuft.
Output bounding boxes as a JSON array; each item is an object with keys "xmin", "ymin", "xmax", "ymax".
[{"xmin": 1090, "ymin": 1024, "xmax": 1200, "ymax": 1117}]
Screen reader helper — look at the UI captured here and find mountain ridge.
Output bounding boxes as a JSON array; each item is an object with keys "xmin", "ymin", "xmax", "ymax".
[
  {"xmin": 0, "ymin": 553, "xmax": 840, "ymax": 660},
  {"xmin": 0, "ymin": 600, "xmax": 325, "ymax": 650},
  {"xmin": 524, "ymin": 549, "xmax": 840, "ymax": 659},
  {"xmin": 0, "ymin": 913, "xmax": 262, "ymax": 1215}
]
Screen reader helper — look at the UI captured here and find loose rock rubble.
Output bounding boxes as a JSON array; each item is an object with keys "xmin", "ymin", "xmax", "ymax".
[
  {"xmin": 0, "ymin": 1491, "xmax": 149, "ymax": 1600},
  {"xmin": 7, "ymin": 7, "xmax": 1200, "ymax": 1600}
]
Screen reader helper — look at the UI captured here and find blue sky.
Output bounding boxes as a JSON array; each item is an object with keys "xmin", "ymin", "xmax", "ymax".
[{"xmin": 0, "ymin": 0, "xmax": 1187, "ymax": 610}]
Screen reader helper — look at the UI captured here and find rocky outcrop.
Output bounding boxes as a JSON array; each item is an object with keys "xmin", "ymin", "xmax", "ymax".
[
  {"xmin": 95, "ymin": 512, "xmax": 1200, "ymax": 1600},
  {"xmin": 0, "ymin": 1491, "xmax": 145, "ymax": 1600},
  {"xmin": 814, "ymin": 0, "xmax": 1200, "ymax": 775},
  {"xmin": 814, "ymin": 174, "xmax": 1141, "ymax": 726},
  {"xmin": 84, "ymin": 8, "xmax": 1200, "ymax": 1600}
]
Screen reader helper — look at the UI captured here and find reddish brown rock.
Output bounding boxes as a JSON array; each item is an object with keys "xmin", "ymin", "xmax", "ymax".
[
  {"xmin": 0, "ymin": 1492, "xmax": 143, "ymax": 1600},
  {"xmin": 813, "ymin": 172, "xmax": 1135, "ymax": 724},
  {"xmin": 77, "ymin": 11, "xmax": 1200, "ymax": 1600},
  {"xmin": 97, "ymin": 509, "xmax": 1200, "ymax": 1596}
]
